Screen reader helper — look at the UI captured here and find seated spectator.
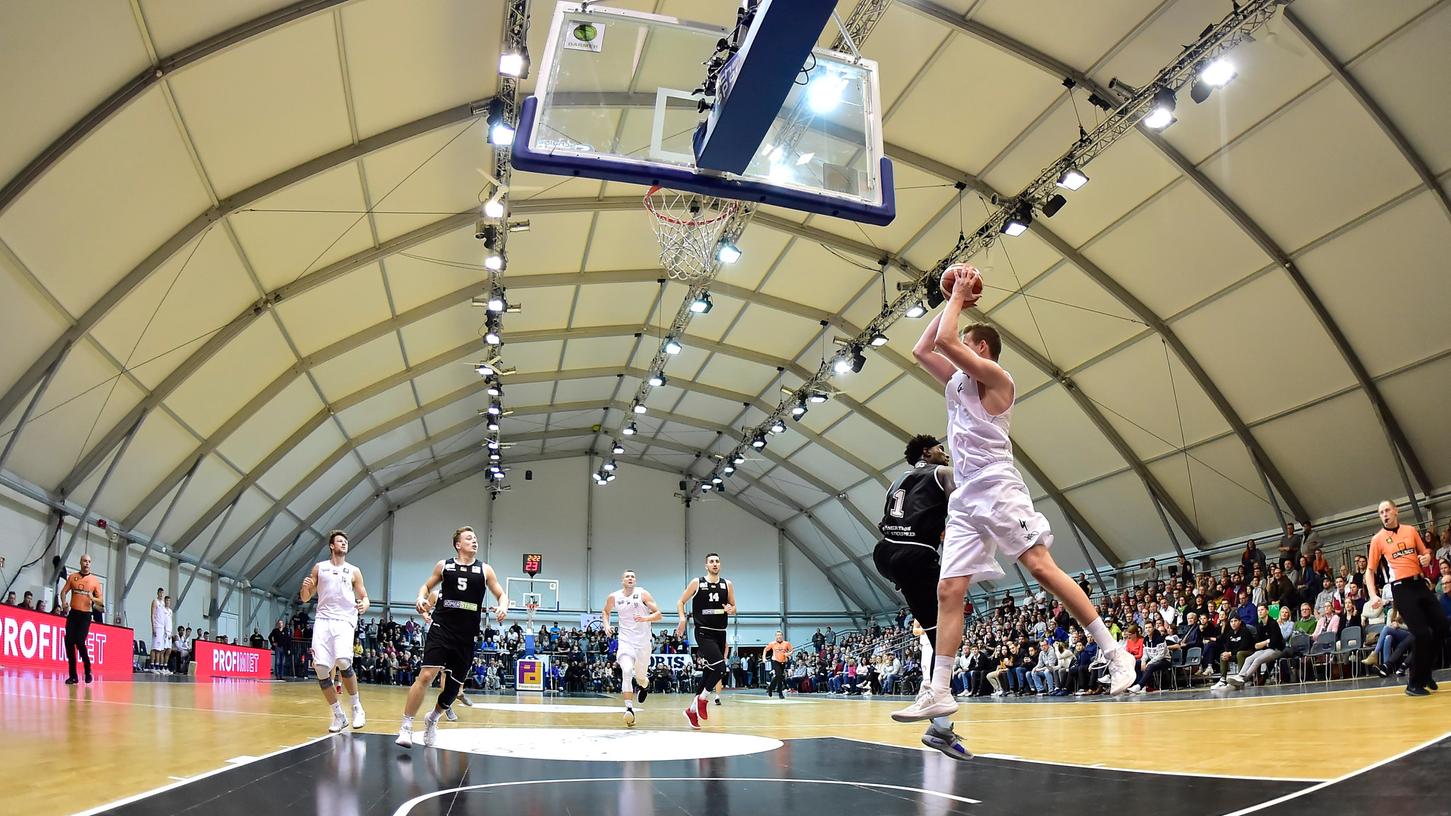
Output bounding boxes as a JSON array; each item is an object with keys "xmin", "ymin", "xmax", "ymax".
[
  {"xmin": 1366, "ymin": 610, "xmax": 1412, "ymax": 678},
  {"xmin": 1213, "ymin": 616, "xmax": 1255, "ymax": 688},
  {"xmin": 1225, "ymin": 605, "xmax": 1284, "ymax": 689},
  {"xmin": 1293, "ymin": 603, "xmax": 1317, "ymax": 636}
]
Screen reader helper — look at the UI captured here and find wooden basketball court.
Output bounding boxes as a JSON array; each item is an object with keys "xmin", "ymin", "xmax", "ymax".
[{"xmin": 7, "ymin": 670, "xmax": 1447, "ymax": 815}]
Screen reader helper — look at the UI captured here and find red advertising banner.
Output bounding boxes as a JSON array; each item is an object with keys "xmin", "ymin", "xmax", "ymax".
[
  {"xmin": 194, "ymin": 639, "xmax": 270, "ymax": 680},
  {"xmin": 0, "ymin": 604, "xmax": 133, "ymax": 679}
]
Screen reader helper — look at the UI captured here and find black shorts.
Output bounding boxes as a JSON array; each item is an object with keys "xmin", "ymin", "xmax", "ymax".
[
  {"xmin": 421, "ymin": 623, "xmax": 474, "ymax": 677},
  {"xmin": 873, "ymin": 540, "xmax": 941, "ymax": 632},
  {"xmin": 693, "ymin": 626, "xmax": 727, "ymax": 665}
]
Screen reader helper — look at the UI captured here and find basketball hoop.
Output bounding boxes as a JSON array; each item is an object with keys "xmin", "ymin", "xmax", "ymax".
[
  {"xmin": 525, "ymin": 601, "xmax": 539, "ymax": 626},
  {"xmin": 643, "ymin": 185, "xmax": 738, "ymax": 281}
]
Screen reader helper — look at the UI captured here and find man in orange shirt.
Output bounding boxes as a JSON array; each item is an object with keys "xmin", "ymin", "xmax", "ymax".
[
  {"xmin": 762, "ymin": 631, "xmax": 792, "ymax": 699},
  {"xmin": 1365, "ymin": 500, "xmax": 1449, "ymax": 697},
  {"xmin": 61, "ymin": 554, "xmax": 104, "ymax": 684}
]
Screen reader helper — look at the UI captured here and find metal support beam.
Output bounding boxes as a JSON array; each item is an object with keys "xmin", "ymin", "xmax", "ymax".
[
  {"xmin": 0, "ymin": 344, "xmax": 67, "ymax": 473},
  {"xmin": 56, "ymin": 416, "xmax": 142, "ymax": 574},
  {"xmin": 174, "ymin": 499, "xmax": 238, "ymax": 609},
  {"xmin": 121, "ymin": 457, "xmax": 199, "ymax": 605},
  {"xmin": 382, "ymin": 511, "xmax": 395, "ymax": 614},
  {"xmin": 1065, "ymin": 518, "xmax": 1109, "ymax": 598},
  {"xmin": 1148, "ymin": 489, "xmax": 1187, "ymax": 559}
]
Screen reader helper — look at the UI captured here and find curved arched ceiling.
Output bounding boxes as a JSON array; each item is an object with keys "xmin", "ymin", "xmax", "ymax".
[{"xmin": 1, "ymin": 0, "xmax": 1448, "ymax": 607}]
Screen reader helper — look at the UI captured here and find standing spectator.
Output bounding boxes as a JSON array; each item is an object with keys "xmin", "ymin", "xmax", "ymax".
[
  {"xmin": 1278, "ymin": 523, "xmax": 1302, "ymax": 564},
  {"xmin": 3, "ymin": 591, "xmax": 15, "ymax": 605},
  {"xmin": 21, "ymin": 590, "xmax": 35, "ymax": 610},
  {"xmin": 1241, "ymin": 541, "xmax": 1267, "ymax": 578},
  {"xmin": 269, "ymin": 618, "xmax": 292, "ymax": 679}
]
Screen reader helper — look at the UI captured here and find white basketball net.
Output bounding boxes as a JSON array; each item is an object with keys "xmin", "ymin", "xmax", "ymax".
[{"xmin": 644, "ymin": 185, "xmax": 739, "ymax": 281}]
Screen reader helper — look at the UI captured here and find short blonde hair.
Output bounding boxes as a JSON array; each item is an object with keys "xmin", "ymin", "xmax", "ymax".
[{"xmin": 453, "ymin": 526, "xmax": 474, "ymax": 544}]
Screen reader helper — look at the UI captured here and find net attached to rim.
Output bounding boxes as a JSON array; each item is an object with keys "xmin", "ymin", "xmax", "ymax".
[{"xmin": 644, "ymin": 185, "xmax": 739, "ymax": 281}]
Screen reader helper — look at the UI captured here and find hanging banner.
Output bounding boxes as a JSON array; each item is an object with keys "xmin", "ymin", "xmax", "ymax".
[{"xmin": 0, "ymin": 605, "xmax": 133, "ymax": 679}]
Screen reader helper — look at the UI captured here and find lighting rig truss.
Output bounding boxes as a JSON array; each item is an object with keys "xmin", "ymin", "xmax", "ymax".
[{"xmin": 689, "ymin": 0, "xmax": 1288, "ymax": 496}]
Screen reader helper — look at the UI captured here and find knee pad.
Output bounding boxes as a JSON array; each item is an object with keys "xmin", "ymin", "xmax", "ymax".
[
  {"xmin": 318, "ymin": 677, "xmax": 334, "ymax": 690},
  {"xmin": 338, "ymin": 665, "xmax": 355, "ymax": 678}
]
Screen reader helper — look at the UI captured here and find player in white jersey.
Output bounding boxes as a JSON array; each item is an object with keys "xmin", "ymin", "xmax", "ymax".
[
  {"xmin": 894, "ymin": 266, "xmax": 1134, "ymax": 726},
  {"xmin": 602, "ymin": 570, "xmax": 662, "ymax": 727},
  {"xmin": 149, "ymin": 588, "xmax": 167, "ymax": 673},
  {"xmin": 300, "ymin": 529, "xmax": 370, "ymax": 733}
]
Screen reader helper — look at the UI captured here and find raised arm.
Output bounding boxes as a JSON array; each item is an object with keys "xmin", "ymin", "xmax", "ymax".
[
  {"xmin": 299, "ymin": 563, "xmax": 320, "ymax": 603},
  {"xmin": 933, "ymin": 271, "xmax": 1010, "ymax": 403},
  {"xmin": 912, "ymin": 311, "xmax": 958, "ymax": 386}
]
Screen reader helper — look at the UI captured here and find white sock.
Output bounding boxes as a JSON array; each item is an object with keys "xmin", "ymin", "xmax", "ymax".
[
  {"xmin": 698, "ymin": 691, "xmax": 710, "ymax": 701},
  {"xmin": 350, "ymin": 694, "xmax": 361, "ymax": 708},
  {"xmin": 919, "ymin": 637, "xmax": 933, "ymax": 684},
  {"xmin": 931, "ymin": 656, "xmax": 954, "ymax": 694},
  {"xmin": 331, "ymin": 702, "xmax": 343, "ymax": 715},
  {"xmin": 425, "ymin": 710, "xmax": 440, "ymax": 723},
  {"xmin": 1086, "ymin": 619, "xmax": 1116, "ymax": 652},
  {"xmin": 930, "ymin": 716, "xmax": 952, "ymax": 730}
]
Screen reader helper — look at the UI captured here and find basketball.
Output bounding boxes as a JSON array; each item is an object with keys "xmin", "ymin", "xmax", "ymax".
[{"xmin": 939, "ymin": 264, "xmax": 984, "ymax": 300}]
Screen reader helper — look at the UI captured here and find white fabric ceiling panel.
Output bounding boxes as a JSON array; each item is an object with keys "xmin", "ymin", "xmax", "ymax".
[
  {"xmin": 227, "ymin": 164, "xmax": 373, "ymax": 292},
  {"xmin": 92, "ymin": 411, "xmax": 206, "ymax": 521},
  {"xmin": 137, "ymin": 0, "xmax": 298, "ymax": 56},
  {"xmin": 159, "ymin": 454, "xmax": 245, "ymax": 545},
  {"xmin": 507, "ymin": 212, "xmax": 596, "ymax": 276},
  {"xmin": 785, "ymin": 442, "xmax": 867, "ymax": 488},
  {"xmin": 1343, "ymin": 3, "xmax": 1451, "ymax": 174},
  {"xmin": 1171, "ymin": 269, "xmax": 1357, "ymax": 423},
  {"xmin": 1376, "ymin": 352, "xmax": 1451, "ymax": 488},
  {"xmin": 756, "ymin": 472, "xmax": 824, "ymax": 515},
  {"xmin": 995, "ymin": 344, "xmax": 1052, "ymax": 396},
  {"xmin": 1293, "ymin": 191, "xmax": 1451, "ymax": 377},
  {"xmin": 792, "ymin": 397, "xmax": 852, "ymax": 436},
  {"xmin": 582, "ymin": 210, "xmax": 666, "ymax": 272},
  {"xmin": 1031, "ymin": 498, "xmax": 1092, "ymax": 577},
  {"xmin": 499, "ymin": 339, "xmax": 565, "ymax": 374},
  {"xmin": 866, "ymin": 380, "xmax": 947, "ymax": 444},
  {"xmin": 662, "ymin": 391, "xmax": 741, "ymax": 428},
  {"xmin": 217, "ymin": 377, "xmax": 324, "ymax": 474},
  {"xmin": 634, "ymin": 342, "xmax": 707, "ymax": 380},
  {"xmin": 1071, "ymin": 333, "xmax": 1229, "ymax": 459},
  {"xmin": 820, "ymin": 162, "xmax": 960, "ymax": 253},
  {"xmin": 1146, "ymin": 434, "xmax": 1280, "ymax": 545},
  {"xmin": 989, "ymin": 262, "xmax": 1143, "ymax": 370},
  {"xmin": 411, "ymin": 361, "xmax": 480, "ymax": 405},
  {"xmin": 90, "ymin": 230, "xmax": 260, "ymax": 391},
  {"xmin": 1080, "ymin": 181, "xmax": 1272, "ymax": 318},
  {"xmin": 565, "ymin": 282, "xmax": 652, "ymax": 331},
  {"xmin": 310, "ymin": 334, "xmax": 409, "ymax": 403},
  {"xmin": 1253, "ymin": 391, "xmax": 1404, "ymax": 518},
  {"xmin": 887, "ymin": 34, "xmax": 1066, "ymax": 175},
  {"xmin": 165, "ymin": 13, "xmax": 351, "ymax": 197},
  {"xmin": 0, "ymin": 261, "xmax": 69, "ymax": 405},
  {"xmin": 359, "ymin": 128, "xmax": 484, "ymax": 241},
  {"xmin": 212, "ymin": 487, "xmax": 281, "ymax": 568},
  {"xmin": 291, "ymin": 457, "xmax": 362, "ymax": 523},
  {"xmin": 550, "ymin": 375, "xmax": 624, "ymax": 405},
  {"xmin": 165, "ymin": 313, "xmax": 297, "ymax": 437},
  {"xmin": 415, "ymin": 399, "xmax": 477, "ymax": 434},
  {"xmin": 1063, "ymin": 470, "xmax": 1174, "ymax": 564},
  {"xmin": 691, "ymin": 355, "xmax": 778, "ymax": 398},
  {"xmin": 275, "ymin": 264, "xmax": 393, "ymax": 356},
  {"xmin": 817, "ymin": 347, "xmax": 900, "ymax": 401},
  {"xmin": 5, "ymin": 344, "xmax": 147, "ymax": 489},
  {"xmin": 758, "ymin": 241, "xmax": 877, "ymax": 315},
  {"xmin": 560, "ymin": 334, "xmax": 637, "ymax": 369},
  {"xmin": 341, "ymin": 0, "xmax": 500, "ymax": 135},
  {"xmin": 380, "ymin": 256, "xmax": 476, "ymax": 319},
  {"xmin": 1010, "ymin": 387, "xmax": 1129, "ymax": 489},
  {"xmin": 496, "ymin": 381, "xmax": 557, "ymax": 410},
  {"xmin": 1291, "ymin": 0, "xmax": 1440, "ymax": 67},
  {"xmin": 812, "ymin": 501, "xmax": 876, "ymax": 556},
  {"xmin": 828, "ymin": 412, "xmax": 910, "ymax": 472},
  {"xmin": 506, "ymin": 285, "xmax": 579, "ymax": 333},
  {"xmin": 357, "ymin": 420, "xmax": 427, "ymax": 466},
  {"xmin": 254, "ymin": 419, "xmax": 347, "ymax": 499},
  {"xmin": 0, "ymin": 0, "xmax": 150, "ymax": 184},
  {"xmin": 0, "ymin": 88, "xmax": 212, "ymax": 318},
  {"xmin": 335, "ymin": 382, "xmax": 417, "ymax": 437},
  {"xmin": 856, "ymin": 3, "xmax": 952, "ymax": 112},
  {"xmin": 397, "ymin": 303, "xmax": 479, "ymax": 363},
  {"xmin": 1197, "ymin": 82, "xmax": 1420, "ymax": 252}
]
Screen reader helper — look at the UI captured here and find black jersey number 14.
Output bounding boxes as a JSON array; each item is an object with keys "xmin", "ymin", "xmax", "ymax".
[{"xmin": 708, "ymin": 592, "xmax": 720, "ymax": 602}]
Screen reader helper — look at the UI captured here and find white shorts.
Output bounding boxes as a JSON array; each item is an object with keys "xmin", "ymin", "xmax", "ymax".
[
  {"xmin": 152, "ymin": 632, "xmax": 170, "ymax": 651},
  {"xmin": 941, "ymin": 462, "xmax": 1052, "ymax": 583},
  {"xmin": 616, "ymin": 640, "xmax": 651, "ymax": 679},
  {"xmin": 312, "ymin": 617, "xmax": 357, "ymax": 670}
]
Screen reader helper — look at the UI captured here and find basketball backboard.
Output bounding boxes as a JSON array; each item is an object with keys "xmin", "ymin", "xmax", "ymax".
[{"xmin": 512, "ymin": 2, "xmax": 895, "ymax": 225}]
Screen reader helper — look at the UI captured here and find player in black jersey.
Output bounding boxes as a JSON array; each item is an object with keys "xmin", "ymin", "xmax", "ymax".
[
  {"xmin": 675, "ymin": 553, "xmax": 735, "ymax": 729},
  {"xmin": 875, "ymin": 434, "xmax": 970, "ymax": 761},
  {"xmin": 396, "ymin": 526, "xmax": 507, "ymax": 748}
]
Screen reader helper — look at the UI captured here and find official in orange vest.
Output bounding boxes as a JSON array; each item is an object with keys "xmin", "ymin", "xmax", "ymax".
[
  {"xmin": 1365, "ymin": 501, "xmax": 1449, "ymax": 696},
  {"xmin": 61, "ymin": 554, "xmax": 104, "ymax": 684}
]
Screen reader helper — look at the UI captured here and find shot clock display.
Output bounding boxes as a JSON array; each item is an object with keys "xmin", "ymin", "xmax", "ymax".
[{"xmin": 523, "ymin": 553, "xmax": 543, "ymax": 577}]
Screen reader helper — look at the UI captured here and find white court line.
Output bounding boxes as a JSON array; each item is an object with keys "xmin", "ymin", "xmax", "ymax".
[
  {"xmin": 70, "ymin": 735, "xmax": 332, "ymax": 816},
  {"xmin": 390, "ymin": 776, "xmax": 981, "ymax": 815},
  {"xmin": 817, "ymin": 734, "xmax": 1324, "ymax": 783},
  {"xmin": 1218, "ymin": 729, "xmax": 1451, "ymax": 816}
]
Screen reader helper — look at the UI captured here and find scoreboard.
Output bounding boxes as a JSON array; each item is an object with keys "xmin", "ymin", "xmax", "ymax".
[{"xmin": 523, "ymin": 553, "xmax": 543, "ymax": 577}]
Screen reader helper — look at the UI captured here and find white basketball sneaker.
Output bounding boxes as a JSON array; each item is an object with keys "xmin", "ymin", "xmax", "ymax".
[
  {"xmin": 891, "ymin": 687, "xmax": 958, "ymax": 723},
  {"xmin": 1098, "ymin": 647, "xmax": 1137, "ymax": 695},
  {"xmin": 395, "ymin": 722, "xmax": 413, "ymax": 748},
  {"xmin": 351, "ymin": 705, "xmax": 366, "ymax": 729},
  {"xmin": 422, "ymin": 715, "xmax": 439, "ymax": 747},
  {"xmin": 443, "ymin": 706, "xmax": 458, "ymax": 722},
  {"xmin": 328, "ymin": 710, "xmax": 347, "ymax": 733},
  {"xmin": 624, "ymin": 705, "xmax": 636, "ymax": 728}
]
